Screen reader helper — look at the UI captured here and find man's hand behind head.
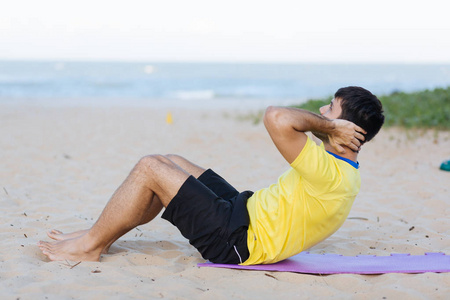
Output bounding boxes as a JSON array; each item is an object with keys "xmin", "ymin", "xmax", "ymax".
[{"xmin": 328, "ymin": 119, "xmax": 366, "ymax": 154}]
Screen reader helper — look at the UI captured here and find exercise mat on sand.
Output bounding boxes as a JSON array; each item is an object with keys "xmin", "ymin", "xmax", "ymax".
[{"xmin": 198, "ymin": 252, "xmax": 450, "ymax": 274}]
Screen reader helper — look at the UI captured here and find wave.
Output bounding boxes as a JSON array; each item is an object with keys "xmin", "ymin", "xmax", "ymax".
[
  {"xmin": 172, "ymin": 90, "xmax": 215, "ymax": 100},
  {"xmin": 0, "ymin": 76, "xmax": 50, "ymax": 85}
]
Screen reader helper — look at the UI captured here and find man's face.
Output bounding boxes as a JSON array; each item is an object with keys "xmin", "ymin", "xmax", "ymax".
[{"xmin": 320, "ymin": 97, "xmax": 343, "ymax": 119}]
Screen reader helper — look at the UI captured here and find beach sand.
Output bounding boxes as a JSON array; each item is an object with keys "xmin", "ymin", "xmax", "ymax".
[{"xmin": 1, "ymin": 104, "xmax": 449, "ymax": 299}]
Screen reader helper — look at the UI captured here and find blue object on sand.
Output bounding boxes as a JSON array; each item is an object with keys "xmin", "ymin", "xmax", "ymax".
[{"xmin": 440, "ymin": 160, "xmax": 450, "ymax": 171}]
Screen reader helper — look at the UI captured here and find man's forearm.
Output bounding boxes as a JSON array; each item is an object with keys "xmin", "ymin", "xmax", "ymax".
[
  {"xmin": 264, "ymin": 106, "xmax": 365, "ymax": 155},
  {"xmin": 265, "ymin": 106, "xmax": 335, "ymax": 135}
]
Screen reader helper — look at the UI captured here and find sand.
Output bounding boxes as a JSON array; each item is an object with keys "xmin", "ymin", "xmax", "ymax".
[{"xmin": 1, "ymin": 104, "xmax": 449, "ymax": 299}]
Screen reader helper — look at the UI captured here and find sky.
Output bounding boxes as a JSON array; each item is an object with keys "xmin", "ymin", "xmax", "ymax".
[{"xmin": 1, "ymin": 0, "xmax": 450, "ymax": 63}]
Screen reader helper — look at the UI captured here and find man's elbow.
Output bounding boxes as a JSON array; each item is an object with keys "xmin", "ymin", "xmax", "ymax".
[
  {"xmin": 264, "ymin": 106, "xmax": 290, "ymax": 132},
  {"xmin": 264, "ymin": 106, "xmax": 281, "ymax": 127}
]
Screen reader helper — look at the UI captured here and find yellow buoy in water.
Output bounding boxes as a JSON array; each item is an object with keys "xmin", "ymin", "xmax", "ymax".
[{"xmin": 166, "ymin": 112, "xmax": 173, "ymax": 124}]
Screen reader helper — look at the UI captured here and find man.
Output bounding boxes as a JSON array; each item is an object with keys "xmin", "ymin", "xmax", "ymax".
[{"xmin": 38, "ymin": 86, "xmax": 384, "ymax": 265}]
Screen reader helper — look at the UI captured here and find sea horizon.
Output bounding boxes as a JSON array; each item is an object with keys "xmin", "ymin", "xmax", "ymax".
[{"xmin": 1, "ymin": 60, "xmax": 449, "ymax": 109}]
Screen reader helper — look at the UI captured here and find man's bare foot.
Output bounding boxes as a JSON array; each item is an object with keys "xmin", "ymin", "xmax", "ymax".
[
  {"xmin": 38, "ymin": 235, "xmax": 103, "ymax": 262},
  {"xmin": 47, "ymin": 229, "xmax": 89, "ymax": 241},
  {"xmin": 47, "ymin": 229, "xmax": 112, "ymax": 254}
]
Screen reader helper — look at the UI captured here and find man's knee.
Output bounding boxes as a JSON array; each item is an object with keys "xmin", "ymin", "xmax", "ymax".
[
  {"xmin": 136, "ymin": 154, "xmax": 175, "ymax": 174},
  {"xmin": 134, "ymin": 155, "xmax": 190, "ymax": 203},
  {"xmin": 165, "ymin": 154, "xmax": 184, "ymax": 163}
]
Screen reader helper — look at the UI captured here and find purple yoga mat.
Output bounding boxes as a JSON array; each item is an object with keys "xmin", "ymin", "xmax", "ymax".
[{"xmin": 198, "ymin": 252, "xmax": 450, "ymax": 274}]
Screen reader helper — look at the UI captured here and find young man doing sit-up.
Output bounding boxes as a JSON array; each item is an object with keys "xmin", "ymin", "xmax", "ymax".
[{"xmin": 38, "ymin": 86, "xmax": 384, "ymax": 265}]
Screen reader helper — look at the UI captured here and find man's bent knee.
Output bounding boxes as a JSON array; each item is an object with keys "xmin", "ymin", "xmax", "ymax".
[
  {"xmin": 134, "ymin": 154, "xmax": 190, "ymax": 205},
  {"xmin": 166, "ymin": 153, "xmax": 189, "ymax": 161},
  {"xmin": 136, "ymin": 155, "xmax": 177, "ymax": 174}
]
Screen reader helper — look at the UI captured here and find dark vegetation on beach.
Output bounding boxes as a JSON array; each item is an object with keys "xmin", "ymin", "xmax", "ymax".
[{"xmin": 294, "ymin": 86, "xmax": 450, "ymax": 130}]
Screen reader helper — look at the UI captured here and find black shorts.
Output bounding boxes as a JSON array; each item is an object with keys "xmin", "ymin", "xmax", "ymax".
[{"xmin": 161, "ymin": 169, "xmax": 253, "ymax": 264}]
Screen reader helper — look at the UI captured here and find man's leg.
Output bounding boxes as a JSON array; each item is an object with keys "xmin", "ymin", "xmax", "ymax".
[
  {"xmin": 95, "ymin": 155, "xmax": 207, "ymax": 252},
  {"xmin": 46, "ymin": 155, "xmax": 206, "ymax": 244},
  {"xmin": 38, "ymin": 154, "xmax": 202, "ymax": 261}
]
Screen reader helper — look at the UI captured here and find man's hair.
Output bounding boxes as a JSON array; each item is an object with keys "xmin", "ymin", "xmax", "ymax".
[{"xmin": 335, "ymin": 86, "xmax": 384, "ymax": 143}]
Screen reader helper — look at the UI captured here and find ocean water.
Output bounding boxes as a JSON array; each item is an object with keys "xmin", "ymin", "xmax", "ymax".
[{"xmin": 1, "ymin": 61, "xmax": 450, "ymax": 108}]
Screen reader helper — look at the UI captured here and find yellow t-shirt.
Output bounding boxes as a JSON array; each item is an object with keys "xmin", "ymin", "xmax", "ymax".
[{"xmin": 242, "ymin": 137, "xmax": 361, "ymax": 265}]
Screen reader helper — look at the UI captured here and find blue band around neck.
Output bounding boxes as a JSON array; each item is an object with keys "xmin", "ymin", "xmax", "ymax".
[{"xmin": 326, "ymin": 151, "xmax": 359, "ymax": 169}]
